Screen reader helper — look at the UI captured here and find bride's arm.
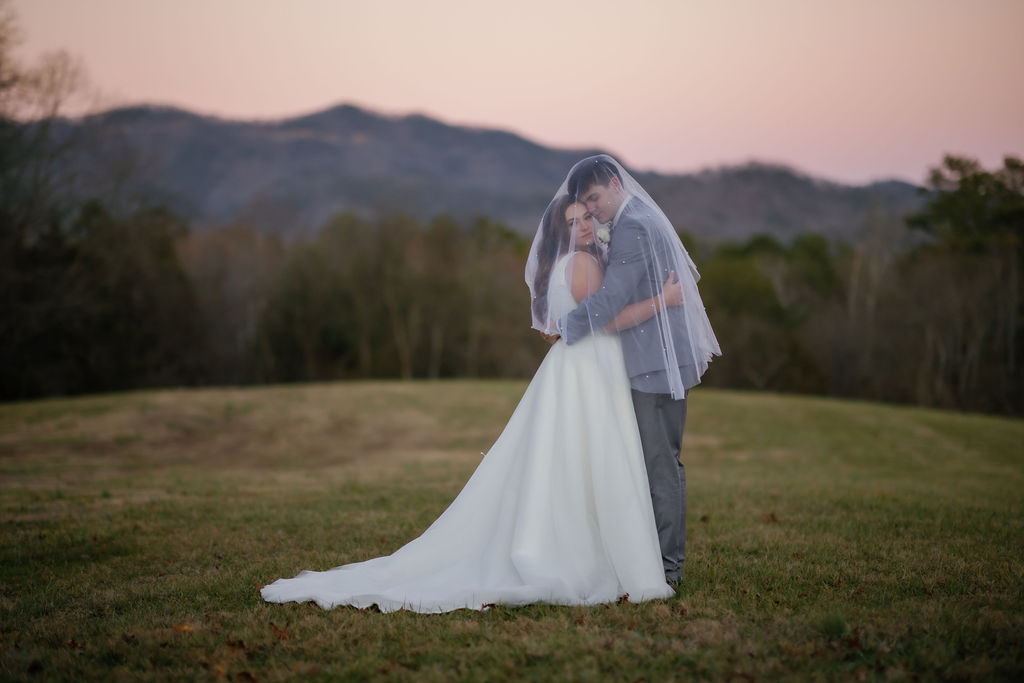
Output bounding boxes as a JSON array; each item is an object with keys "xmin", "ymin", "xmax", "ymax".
[
  {"xmin": 569, "ymin": 253, "xmax": 683, "ymax": 332},
  {"xmin": 605, "ymin": 272, "xmax": 683, "ymax": 332}
]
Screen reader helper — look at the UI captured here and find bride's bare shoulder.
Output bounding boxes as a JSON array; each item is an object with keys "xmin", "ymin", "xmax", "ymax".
[{"xmin": 569, "ymin": 251, "xmax": 601, "ymax": 269}]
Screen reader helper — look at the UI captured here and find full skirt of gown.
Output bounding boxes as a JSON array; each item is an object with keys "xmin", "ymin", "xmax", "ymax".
[{"xmin": 260, "ymin": 333, "xmax": 674, "ymax": 613}]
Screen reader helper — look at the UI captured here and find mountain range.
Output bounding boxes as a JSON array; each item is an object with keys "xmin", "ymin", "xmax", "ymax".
[{"xmin": 67, "ymin": 103, "xmax": 926, "ymax": 243}]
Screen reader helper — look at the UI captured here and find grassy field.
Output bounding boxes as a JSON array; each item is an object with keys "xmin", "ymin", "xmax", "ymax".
[{"xmin": 1, "ymin": 381, "xmax": 1022, "ymax": 681}]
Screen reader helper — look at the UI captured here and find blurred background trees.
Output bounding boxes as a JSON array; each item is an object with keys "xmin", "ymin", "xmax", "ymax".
[
  {"xmin": 902, "ymin": 155, "xmax": 1023, "ymax": 411},
  {"xmin": 3, "ymin": 161, "xmax": 1020, "ymax": 415},
  {"xmin": 3, "ymin": 150, "xmax": 1022, "ymax": 413},
  {"xmin": 697, "ymin": 154, "xmax": 1022, "ymax": 414}
]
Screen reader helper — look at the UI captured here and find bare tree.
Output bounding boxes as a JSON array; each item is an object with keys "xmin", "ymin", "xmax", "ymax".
[{"xmin": 1, "ymin": 0, "xmax": 88, "ymax": 247}]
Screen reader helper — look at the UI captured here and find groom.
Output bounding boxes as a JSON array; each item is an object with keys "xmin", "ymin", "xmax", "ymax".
[{"xmin": 551, "ymin": 157, "xmax": 696, "ymax": 589}]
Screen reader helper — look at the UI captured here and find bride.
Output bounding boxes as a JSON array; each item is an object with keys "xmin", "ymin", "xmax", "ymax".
[{"xmin": 260, "ymin": 182, "xmax": 685, "ymax": 613}]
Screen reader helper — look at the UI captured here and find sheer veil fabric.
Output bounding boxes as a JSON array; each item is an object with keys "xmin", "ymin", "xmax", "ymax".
[{"xmin": 526, "ymin": 155, "xmax": 721, "ymax": 399}]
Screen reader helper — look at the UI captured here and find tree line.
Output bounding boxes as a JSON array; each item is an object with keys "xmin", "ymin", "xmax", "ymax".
[
  {"xmin": 1, "ymin": 153, "xmax": 1021, "ymax": 415},
  {"xmin": 696, "ymin": 155, "xmax": 1022, "ymax": 414}
]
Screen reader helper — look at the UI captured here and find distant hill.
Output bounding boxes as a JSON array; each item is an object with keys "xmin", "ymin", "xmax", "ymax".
[{"xmin": 65, "ymin": 103, "xmax": 925, "ymax": 242}]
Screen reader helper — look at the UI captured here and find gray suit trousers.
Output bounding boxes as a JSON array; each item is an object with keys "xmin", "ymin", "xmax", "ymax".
[{"xmin": 631, "ymin": 388, "xmax": 688, "ymax": 581}]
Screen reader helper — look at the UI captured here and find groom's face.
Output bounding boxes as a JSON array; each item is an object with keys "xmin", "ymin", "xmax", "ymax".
[{"xmin": 579, "ymin": 177, "xmax": 624, "ymax": 224}]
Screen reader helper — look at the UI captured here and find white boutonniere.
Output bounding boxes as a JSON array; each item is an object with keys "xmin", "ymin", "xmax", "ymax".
[{"xmin": 596, "ymin": 226, "xmax": 611, "ymax": 246}]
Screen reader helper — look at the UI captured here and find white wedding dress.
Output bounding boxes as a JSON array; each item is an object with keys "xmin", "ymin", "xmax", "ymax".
[{"xmin": 261, "ymin": 254, "xmax": 673, "ymax": 612}]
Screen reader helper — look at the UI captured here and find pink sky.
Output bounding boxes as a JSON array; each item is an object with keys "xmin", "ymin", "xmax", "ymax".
[{"xmin": 11, "ymin": 0, "xmax": 1024, "ymax": 184}]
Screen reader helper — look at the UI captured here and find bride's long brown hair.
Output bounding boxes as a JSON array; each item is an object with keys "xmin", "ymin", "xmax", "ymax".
[{"xmin": 532, "ymin": 195, "xmax": 604, "ymax": 324}]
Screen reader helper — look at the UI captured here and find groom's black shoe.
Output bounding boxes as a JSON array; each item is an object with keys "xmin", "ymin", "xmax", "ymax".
[{"xmin": 666, "ymin": 576, "xmax": 681, "ymax": 590}]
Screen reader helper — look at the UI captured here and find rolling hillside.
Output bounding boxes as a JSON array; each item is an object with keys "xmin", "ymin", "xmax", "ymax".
[{"xmin": 1, "ymin": 381, "xmax": 1021, "ymax": 679}]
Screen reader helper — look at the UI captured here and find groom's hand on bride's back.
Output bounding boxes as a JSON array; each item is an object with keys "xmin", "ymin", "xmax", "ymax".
[{"xmin": 662, "ymin": 271, "xmax": 684, "ymax": 308}]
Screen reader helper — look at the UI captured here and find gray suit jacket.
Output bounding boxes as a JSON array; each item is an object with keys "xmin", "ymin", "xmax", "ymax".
[{"xmin": 562, "ymin": 197, "xmax": 696, "ymax": 394}]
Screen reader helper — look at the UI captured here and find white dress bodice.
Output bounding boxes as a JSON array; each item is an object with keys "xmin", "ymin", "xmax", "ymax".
[{"xmin": 546, "ymin": 253, "xmax": 579, "ymax": 322}]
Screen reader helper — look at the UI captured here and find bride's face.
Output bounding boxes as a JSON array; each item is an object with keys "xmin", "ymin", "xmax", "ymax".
[{"xmin": 565, "ymin": 203, "xmax": 595, "ymax": 247}]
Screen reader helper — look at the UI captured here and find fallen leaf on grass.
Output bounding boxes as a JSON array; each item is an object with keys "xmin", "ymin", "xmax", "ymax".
[
  {"xmin": 173, "ymin": 624, "xmax": 194, "ymax": 633},
  {"xmin": 762, "ymin": 512, "xmax": 779, "ymax": 523},
  {"xmin": 842, "ymin": 629, "xmax": 866, "ymax": 652},
  {"xmin": 269, "ymin": 622, "xmax": 288, "ymax": 640}
]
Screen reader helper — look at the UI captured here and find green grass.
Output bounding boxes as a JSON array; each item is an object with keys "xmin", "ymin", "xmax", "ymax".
[{"xmin": 1, "ymin": 382, "xmax": 1022, "ymax": 681}]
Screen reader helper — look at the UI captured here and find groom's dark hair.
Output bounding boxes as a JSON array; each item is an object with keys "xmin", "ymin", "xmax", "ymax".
[{"xmin": 567, "ymin": 157, "xmax": 621, "ymax": 200}]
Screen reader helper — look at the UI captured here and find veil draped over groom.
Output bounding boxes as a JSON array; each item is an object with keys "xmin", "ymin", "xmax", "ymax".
[{"xmin": 525, "ymin": 155, "xmax": 720, "ymax": 400}]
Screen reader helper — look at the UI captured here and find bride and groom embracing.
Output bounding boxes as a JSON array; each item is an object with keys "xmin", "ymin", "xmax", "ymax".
[{"xmin": 261, "ymin": 155, "xmax": 721, "ymax": 613}]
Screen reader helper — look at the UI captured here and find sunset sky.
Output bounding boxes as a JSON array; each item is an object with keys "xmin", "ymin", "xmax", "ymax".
[{"xmin": 10, "ymin": 0, "xmax": 1024, "ymax": 184}]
